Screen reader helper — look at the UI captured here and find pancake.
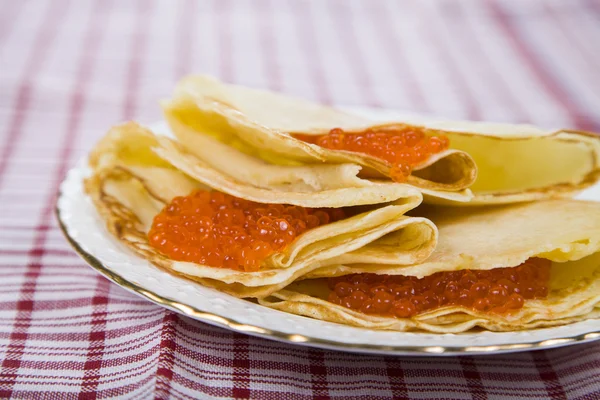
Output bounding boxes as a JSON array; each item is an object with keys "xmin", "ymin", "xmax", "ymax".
[
  {"xmin": 164, "ymin": 75, "xmax": 600, "ymax": 205},
  {"xmin": 85, "ymin": 122, "xmax": 438, "ymax": 298},
  {"xmin": 259, "ymin": 200, "xmax": 600, "ymax": 332},
  {"xmin": 163, "ymin": 76, "xmax": 478, "ymax": 203}
]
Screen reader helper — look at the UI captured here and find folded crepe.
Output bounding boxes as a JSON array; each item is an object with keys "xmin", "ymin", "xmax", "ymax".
[
  {"xmin": 162, "ymin": 77, "xmax": 478, "ymax": 204},
  {"xmin": 85, "ymin": 123, "xmax": 438, "ymax": 298},
  {"xmin": 259, "ymin": 200, "xmax": 600, "ymax": 332},
  {"xmin": 164, "ymin": 75, "xmax": 600, "ymax": 205}
]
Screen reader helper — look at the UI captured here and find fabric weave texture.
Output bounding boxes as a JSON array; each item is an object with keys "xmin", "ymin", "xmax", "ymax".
[{"xmin": 0, "ymin": 0, "xmax": 599, "ymax": 398}]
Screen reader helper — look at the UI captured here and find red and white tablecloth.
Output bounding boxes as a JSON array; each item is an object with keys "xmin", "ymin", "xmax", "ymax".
[{"xmin": 1, "ymin": 0, "xmax": 600, "ymax": 398}]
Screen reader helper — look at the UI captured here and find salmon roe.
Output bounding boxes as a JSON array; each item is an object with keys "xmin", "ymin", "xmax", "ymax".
[
  {"xmin": 295, "ymin": 126, "xmax": 450, "ymax": 182},
  {"xmin": 326, "ymin": 258, "xmax": 551, "ymax": 317},
  {"xmin": 148, "ymin": 190, "xmax": 346, "ymax": 272}
]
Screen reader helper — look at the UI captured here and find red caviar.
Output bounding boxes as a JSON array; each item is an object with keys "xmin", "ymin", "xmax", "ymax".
[
  {"xmin": 148, "ymin": 190, "xmax": 346, "ymax": 272},
  {"xmin": 295, "ymin": 126, "xmax": 450, "ymax": 182},
  {"xmin": 327, "ymin": 258, "xmax": 551, "ymax": 317}
]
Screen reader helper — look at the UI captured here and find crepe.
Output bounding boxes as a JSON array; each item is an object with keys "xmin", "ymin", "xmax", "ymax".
[
  {"xmin": 259, "ymin": 200, "xmax": 600, "ymax": 332},
  {"xmin": 85, "ymin": 123, "xmax": 438, "ymax": 298},
  {"xmin": 162, "ymin": 77, "xmax": 478, "ymax": 203},
  {"xmin": 164, "ymin": 75, "xmax": 600, "ymax": 205}
]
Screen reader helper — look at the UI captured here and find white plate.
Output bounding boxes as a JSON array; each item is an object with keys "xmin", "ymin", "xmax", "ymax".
[{"xmin": 56, "ymin": 107, "xmax": 600, "ymax": 356}]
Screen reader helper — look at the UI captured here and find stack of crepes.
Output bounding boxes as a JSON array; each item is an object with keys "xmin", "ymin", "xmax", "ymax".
[{"xmin": 85, "ymin": 75, "xmax": 600, "ymax": 333}]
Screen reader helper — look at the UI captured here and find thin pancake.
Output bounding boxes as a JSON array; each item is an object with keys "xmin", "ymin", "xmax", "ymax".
[
  {"xmin": 166, "ymin": 75, "xmax": 600, "ymax": 204},
  {"xmin": 84, "ymin": 123, "xmax": 438, "ymax": 298},
  {"xmin": 259, "ymin": 200, "xmax": 600, "ymax": 332},
  {"xmin": 163, "ymin": 77, "xmax": 477, "ymax": 202}
]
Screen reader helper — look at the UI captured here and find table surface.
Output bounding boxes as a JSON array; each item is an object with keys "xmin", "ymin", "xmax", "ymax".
[{"xmin": 1, "ymin": 0, "xmax": 600, "ymax": 399}]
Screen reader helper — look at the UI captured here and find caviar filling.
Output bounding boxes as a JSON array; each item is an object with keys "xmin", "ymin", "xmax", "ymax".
[
  {"xmin": 295, "ymin": 126, "xmax": 450, "ymax": 183},
  {"xmin": 326, "ymin": 258, "xmax": 551, "ymax": 317},
  {"xmin": 148, "ymin": 191, "xmax": 346, "ymax": 271}
]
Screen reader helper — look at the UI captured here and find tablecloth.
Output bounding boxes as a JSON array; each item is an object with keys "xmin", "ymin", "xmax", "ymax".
[{"xmin": 1, "ymin": 0, "xmax": 600, "ymax": 398}]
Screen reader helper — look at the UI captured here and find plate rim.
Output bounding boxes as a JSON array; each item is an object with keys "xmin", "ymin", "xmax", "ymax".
[{"xmin": 56, "ymin": 189, "xmax": 600, "ymax": 356}]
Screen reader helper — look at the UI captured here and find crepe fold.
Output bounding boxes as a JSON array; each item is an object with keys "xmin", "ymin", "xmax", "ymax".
[
  {"xmin": 258, "ymin": 200, "xmax": 600, "ymax": 332},
  {"xmin": 165, "ymin": 75, "xmax": 600, "ymax": 205},
  {"xmin": 162, "ymin": 76, "xmax": 478, "ymax": 203},
  {"xmin": 84, "ymin": 123, "xmax": 438, "ymax": 297}
]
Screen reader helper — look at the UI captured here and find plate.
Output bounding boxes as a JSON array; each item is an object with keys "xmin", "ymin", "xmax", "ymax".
[{"xmin": 56, "ymin": 107, "xmax": 600, "ymax": 356}]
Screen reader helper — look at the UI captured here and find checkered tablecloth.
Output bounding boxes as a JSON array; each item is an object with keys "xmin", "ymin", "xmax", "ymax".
[{"xmin": 1, "ymin": 0, "xmax": 600, "ymax": 398}]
